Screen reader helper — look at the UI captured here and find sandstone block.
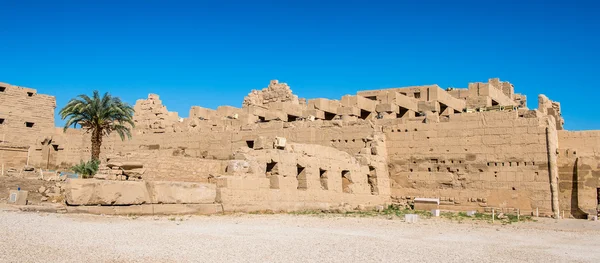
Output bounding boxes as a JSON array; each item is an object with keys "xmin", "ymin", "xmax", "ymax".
[
  {"xmin": 148, "ymin": 181, "xmax": 216, "ymax": 204},
  {"xmin": 64, "ymin": 179, "xmax": 151, "ymax": 206}
]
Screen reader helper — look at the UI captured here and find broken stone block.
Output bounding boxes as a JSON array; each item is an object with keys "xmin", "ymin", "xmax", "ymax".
[
  {"xmin": 64, "ymin": 179, "xmax": 151, "ymax": 206},
  {"xmin": 93, "ymin": 173, "xmax": 108, "ymax": 180},
  {"xmin": 275, "ymin": 137, "xmax": 286, "ymax": 149},
  {"xmin": 254, "ymin": 136, "xmax": 272, "ymax": 150},
  {"xmin": 414, "ymin": 197, "xmax": 439, "ymax": 211},
  {"xmin": 226, "ymin": 160, "xmax": 250, "ymax": 174}
]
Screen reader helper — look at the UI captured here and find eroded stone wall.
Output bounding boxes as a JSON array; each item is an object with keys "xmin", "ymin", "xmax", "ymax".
[
  {"xmin": 384, "ymin": 111, "xmax": 555, "ymax": 215},
  {"xmin": 0, "ymin": 82, "xmax": 56, "ymax": 169},
  {"xmin": 5, "ymin": 78, "xmax": 600, "ymax": 217},
  {"xmin": 557, "ymin": 130, "xmax": 600, "ymax": 218}
]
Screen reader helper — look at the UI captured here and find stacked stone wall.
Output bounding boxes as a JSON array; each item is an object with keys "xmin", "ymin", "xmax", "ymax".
[{"xmin": 383, "ymin": 111, "xmax": 554, "ymax": 215}]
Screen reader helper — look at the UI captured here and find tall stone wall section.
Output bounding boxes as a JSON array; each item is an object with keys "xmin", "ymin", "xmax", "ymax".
[
  {"xmin": 557, "ymin": 130, "xmax": 600, "ymax": 218},
  {"xmin": 6, "ymin": 79, "xmax": 600, "ymax": 218},
  {"xmin": 383, "ymin": 111, "xmax": 555, "ymax": 215},
  {"xmin": 0, "ymin": 82, "xmax": 56, "ymax": 168}
]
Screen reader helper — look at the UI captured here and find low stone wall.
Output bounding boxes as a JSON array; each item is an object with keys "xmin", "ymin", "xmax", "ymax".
[{"xmin": 64, "ymin": 179, "xmax": 216, "ymax": 206}]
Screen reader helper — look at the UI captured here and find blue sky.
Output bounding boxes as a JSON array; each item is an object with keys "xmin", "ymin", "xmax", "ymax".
[{"xmin": 1, "ymin": 0, "xmax": 599, "ymax": 130}]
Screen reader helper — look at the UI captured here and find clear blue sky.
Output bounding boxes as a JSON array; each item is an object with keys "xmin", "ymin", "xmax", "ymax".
[{"xmin": 1, "ymin": 0, "xmax": 599, "ymax": 130}]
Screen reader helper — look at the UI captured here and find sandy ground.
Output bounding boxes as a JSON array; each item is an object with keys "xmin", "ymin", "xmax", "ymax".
[{"xmin": 1, "ymin": 209, "xmax": 600, "ymax": 263}]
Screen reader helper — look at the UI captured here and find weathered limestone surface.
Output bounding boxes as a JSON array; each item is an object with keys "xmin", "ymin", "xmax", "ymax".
[
  {"xmin": 64, "ymin": 179, "xmax": 152, "ymax": 205},
  {"xmin": 64, "ymin": 179, "xmax": 217, "ymax": 206},
  {"xmin": 149, "ymin": 181, "xmax": 216, "ymax": 204},
  {"xmin": 557, "ymin": 130, "xmax": 600, "ymax": 218},
  {"xmin": 0, "ymin": 82, "xmax": 57, "ymax": 168}
]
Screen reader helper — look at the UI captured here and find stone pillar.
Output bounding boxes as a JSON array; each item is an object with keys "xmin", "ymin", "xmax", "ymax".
[{"xmin": 545, "ymin": 116, "xmax": 560, "ymax": 218}]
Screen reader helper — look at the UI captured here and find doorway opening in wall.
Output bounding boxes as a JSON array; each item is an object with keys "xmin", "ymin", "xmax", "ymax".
[
  {"xmin": 0, "ymin": 86, "xmax": 5, "ymax": 92},
  {"xmin": 266, "ymin": 161, "xmax": 279, "ymax": 189},
  {"xmin": 319, "ymin": 168, "xmax": 328, "ymax": 190},
  {"xmin": 341, "ymin": 170, "xmax": 353, "ymax": 193},
  {"xmin": 246, "ymin": 140, "xmax": 254, "ymax": 149},
  {"xmin": 25, "ymin": 122, "xmax": 34, "ymax": 128},
  {"xmin": 297, "ymin": 164, "xmax": 307, "ymax": 190},
  {"xmin": 397, "ymin": 107, "xmax": 409, "ymax": 119},
  {"xmin": 287, "ymin": 115, "xmax": 298, "ymax": 122},
  {"xmin": 492, "ymin": 100, "xmax": 499, "ymax": 106},
  {"xmin": 324, "ymin": 112, "xmax": 336, "ymax": 121},
  {"xmin": 368, "ymin": 166, "xmax": 378, "ymax": 195},
  {"xmin": 414, "ymin": 92, "xmax": 421, "ymax": 99},
  {"xmin": 359, "ymin": 110, "xmax": 371, "ymax": 120},
  {"xmin": 0, "ymin": 118, "xmax": 4, "ymax": 125}
]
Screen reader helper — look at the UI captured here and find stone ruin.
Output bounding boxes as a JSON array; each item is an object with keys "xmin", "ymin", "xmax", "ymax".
[{"xmin": 1, "ymin": 78, "xmax": 600, "ymax": 219}]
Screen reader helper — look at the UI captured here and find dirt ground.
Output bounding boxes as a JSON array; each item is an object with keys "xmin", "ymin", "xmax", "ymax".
[
  {"xmin": 1, "ymin": 208, "xmax": 599, "ymax": 263},
  {"xmin": 0, "ymin": 177, "xmax": 49, "ymax": 204}
]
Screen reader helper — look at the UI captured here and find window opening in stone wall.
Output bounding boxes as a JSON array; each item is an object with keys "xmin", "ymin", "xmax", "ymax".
[
  {"xmin": 492, "ymin": 100, "xmax": 499, "ymax": 106},
  {"xmin": 246, "ymin": 140, "xmax": 254, "ymax": 149},
  {"xmin": 397, "ymin": 107, "xmax": 409, "ymax": 118},
  {"xmin": 414, "ymin": 92, "xmax": 421, "ymax": 99},
  {"xmin": 297, "ymin": 164, "xmax": 307, "ymax": 190},
  {"xmin": 359, "ymin": 110, "xmax": 371, "ymax": 120},
  {"xmin": 287, "ymin": 115, "xmax": 298, "ymax": 122},
  {"xmin": 341, "ymin": 170, "xmax": 352, "ymax": 193},
  {"xmin": 266, "ymin": 161, "xmax": 279, "ymax": 189},
  {"xmin": 319, "ymin": 168, "xmax": 328, "ymax": 190},
  {"xmin": 324, "ymin": 112, "xmax": 336, "ymax": 121},
  {"xmin": 365, "ymin": 96, "xmax": 377, "ymax": 101},
  {"xmin": 258, "ymin": 116, "xmax": 266, "ymax": 122},
  {"xmin": 0, "ymin": 118, "xmax": 4, "ymax": 124},
  {"xmin": 25, "ymin": 122, "xmax": 34, "ymax": 128},
  {"xmin": 400, "ymin": 92, "xmax": 407, "ymax": 96},
  {"xmin": 368, "ymin": 166, "xmax": 378, "ymax": 195},
  {"xmin": 0, "ymin": 86, "xmax": 5, "ymax": 92},
  {"xmin": 27, "ymin": 92, "xmax": 34, "ymax": 97}
]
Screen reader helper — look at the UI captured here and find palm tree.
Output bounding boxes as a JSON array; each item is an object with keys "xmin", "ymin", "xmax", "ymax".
[{"xmin": 60, "ymin": 91, "xmax": 135, "ymax": 161}]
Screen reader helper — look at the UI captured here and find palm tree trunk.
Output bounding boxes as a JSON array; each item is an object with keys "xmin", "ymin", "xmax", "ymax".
[{"xmin": 91, "ymin": 128, "xmax": 103, "ymax": 161}]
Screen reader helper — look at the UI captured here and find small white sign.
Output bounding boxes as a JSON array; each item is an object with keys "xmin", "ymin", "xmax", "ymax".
[{"xmin": 9, "ymin": 193, "xmax": 17, "ymax": 203}]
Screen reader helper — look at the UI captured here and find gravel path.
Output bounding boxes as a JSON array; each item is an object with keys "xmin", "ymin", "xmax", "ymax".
[{"xmin": 1, "ymin": 210, "xmax": 600, "ymax": 263}]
